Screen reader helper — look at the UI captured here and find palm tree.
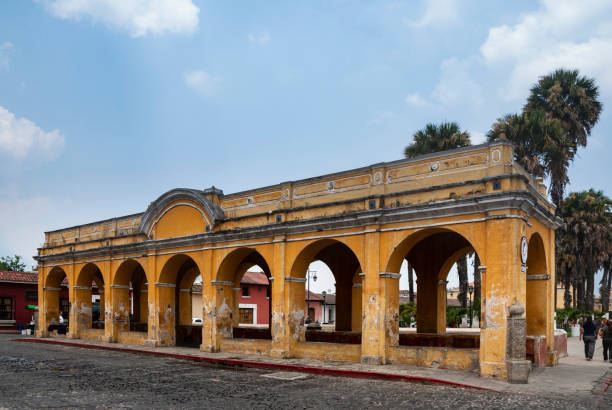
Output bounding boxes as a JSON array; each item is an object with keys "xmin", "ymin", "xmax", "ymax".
[
  {"xmin": 405, "ymin": 121, "xmax": 472, "ymax": 307},
  {"xmin": 457, "ymin": 256, "xmax": 468, "ymax": 308},
  {"xmin": 558, "ymin": 190, "xmax": 612, "ymax": 311},
  {"xmin": 473, "ymin": 253, "xmax": 481, "ymax": 303},
  {"xmin": 487, "ymin": 111, "xmax": 567, "ymax": 182},
  {"xmin": 406, "ymin": 260, "xmax": 415, "ymax": 303},
  {"xmin": 525, "ymin": 69, "xmax": 602, "ymax": 212},
  {"xmin": 404, "ymin": 122, "xmax": 471, "ymax": 158}
]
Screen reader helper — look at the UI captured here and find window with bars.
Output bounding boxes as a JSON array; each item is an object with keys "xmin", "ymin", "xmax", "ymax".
[
  {"xmin": 0, "ymin": 297, "xmax": 13, "ymax": 320},
  {"xmin": 25, "ymin": 290, "xmax": 38, "ymax": 301}
]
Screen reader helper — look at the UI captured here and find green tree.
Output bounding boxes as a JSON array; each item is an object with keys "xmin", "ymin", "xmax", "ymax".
[
  {"xmin": 0, "ymin": 255, "xmax": 27, "ymax": 272},
  {"xmin": 557, "ymin": 190, "xmax": 612, "ymax": 311},
  {"xmin": 525, "ymin": 69, "xmax": 602, "ymax": 211},
  {"xmin": 404, "ymin": 122, "xmax": 471, "ymax": 158}
]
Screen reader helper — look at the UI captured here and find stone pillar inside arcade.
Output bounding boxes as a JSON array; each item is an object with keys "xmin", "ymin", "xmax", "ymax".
[
  {"xmin": 41, "ymin": 288, "xmax": 60, "ymax": 336},
  {"xmin": 479, "ymin": 218, "xmax": 527, "ymax": 380},
  {"xmin": 72, "ymin": 286, "xmax": 92, "ymax": 337},
  {"xmin": 153, "ymin": 283, "xmax": 176, "ymax": 346},
  {"xmin": 110, "ymin": 285, "xmax": 131, "ymax": 340}
]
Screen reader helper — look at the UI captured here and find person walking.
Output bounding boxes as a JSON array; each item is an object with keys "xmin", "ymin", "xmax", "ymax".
[
  {"xmin": 580, "ymin": 316, "xmax": 598, "ymax": 361},
  {"xmin": 600, "ymin": 320, "xmax": 612, "ymax": 363}
]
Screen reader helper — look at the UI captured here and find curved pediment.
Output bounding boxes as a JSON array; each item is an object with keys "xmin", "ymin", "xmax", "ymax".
[{"xmin": 139, "ymin": 188, "xmax": 225, "ymax": 239}]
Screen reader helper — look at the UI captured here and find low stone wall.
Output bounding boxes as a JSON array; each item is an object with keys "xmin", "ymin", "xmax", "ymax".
[
  {"xmin": 79, "ymin": 328, "xmax": 105, "ymax": 341},
  {"xmin": 526, "ymin": 336, "xmax": 547, "ymax": 367},
  {"xmin": 176, "ymin": 325, "xmax": 202, "ymax": 347},
  {"xmin": 387, "ymin": 346, "xmax": 479, "ymax": 371},
  {"xmin": 294, "ymin": 342, "xmax": 361, "ymax": 362},
  {"xmin": 219, "ymin": 338, "xmax": 271, "ymax": 356},
  {"xmin": 118, "ymin": 331, "xmax": 147, "ymax": 345},
  {"xmin": 554, "ymin": 330, "xmax": 568, "ymax": 358},
  {"xmin": 233, "ymin": 327, "xmax": 271, "ymax": 340},
  {"xmin": 305, "ymin": 330, "xmax": 361, "ymax": 344},
  {"xmin": 399, "ymin": 333, "xmax": 479, "ymax": 348}
]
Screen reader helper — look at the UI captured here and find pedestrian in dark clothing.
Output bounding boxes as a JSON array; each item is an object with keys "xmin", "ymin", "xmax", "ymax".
[
  {"xmin": 600, "ymin": 321, "xmax": 612, "ymax": 362},
  {"xmin": 580, "ymin": 316, "xmax": 598, "ymax": 361}
]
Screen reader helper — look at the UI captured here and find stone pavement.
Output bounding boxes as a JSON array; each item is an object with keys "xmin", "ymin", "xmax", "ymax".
[{"xmin": 18, "ymin": 333, "xmax": 612, "ymax": 396}]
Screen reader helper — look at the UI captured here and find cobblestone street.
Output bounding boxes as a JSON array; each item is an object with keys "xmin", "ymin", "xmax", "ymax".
[{"xmin": 0, "ymin": 335, "xmax": 610, "ymax": 409}]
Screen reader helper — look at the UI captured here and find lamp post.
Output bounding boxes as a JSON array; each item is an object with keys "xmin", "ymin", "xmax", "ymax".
[
  {"xmin": 468, "ymin": 285, "xmax": 474, "ymax": 328},
  {"xmin": 306, "ymin": 269, "xmax": 317, "ymax": 324},
  {"xmin": 322, "ymin": 291, "xmax": 327, "ymax": 324}
]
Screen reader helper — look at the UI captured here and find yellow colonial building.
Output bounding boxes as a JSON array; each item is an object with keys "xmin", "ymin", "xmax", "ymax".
[{"xmin": 35, "ymin": 141, "xmax": 559, "ymax": 382}]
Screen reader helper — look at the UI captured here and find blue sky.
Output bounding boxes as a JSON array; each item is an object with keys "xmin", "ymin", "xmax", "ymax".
[{"xmin": 1, "ymin": 1, "xmax": 612, "ymax": 292}]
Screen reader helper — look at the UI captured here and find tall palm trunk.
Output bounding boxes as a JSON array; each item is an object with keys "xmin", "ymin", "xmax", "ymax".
[
  {"xmin": 577, "ymin": 278, "xmax": 585, "ymax": 310},
  {"xmin": 599, "ymin": 270, "xmax": 611, "ymax": 313},
  {"xmin": 564, "ymin": 271, "xmax": 572, "ymax": 309},
  {"xmin": 586, "ymin": 271, "xmax": 595, "ymax": 312},
  {"xmin": 457, "ymin": 255, "xmax": 468, "ymax": 308},
  {"xmin": 407, "ymin": 260, "xmax": 415, "ymax": 303},
  {"xmin": 473, "ymin": 254, "xmax": 481, "ymax": 303}
]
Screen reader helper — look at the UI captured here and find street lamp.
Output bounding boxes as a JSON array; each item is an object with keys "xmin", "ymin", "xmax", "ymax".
[
  {"xmin": 468, "ymin": 285, "xmax": 474, "ymax": 328},
  {"xmin": 322, "ymin": 291, "xmax": 327, "ymax": 324},
  {"xmin": 306, "ymin": 269, "xmax": 317, "ymax": 324}
]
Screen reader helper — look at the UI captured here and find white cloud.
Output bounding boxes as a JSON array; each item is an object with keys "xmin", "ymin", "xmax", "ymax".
[
  {"xmin": 432, "ymin": 57, "xmax": 483, "ymax": 105},
  {"xmin": 405, "ymin": 92, "xmax": 430, "ymax": 107},
  {"xmin": 469, "ymin": 131, "xmax": 486, "ymax": 144},
  {"xmin": 0, "ymin": 195, "xmax": 53, "ymax": 268},
  {"xmin": 44, "ymin": 0, "xmax": 199, "ymax": 37},
  {"xmin": 480, "ymin": 0, "xmax": 612, "ymax": 99},
  {"xmin": 0, "ymin": 41, "xmax": 13, "ymax": 70},
  {"xmin": 184, "ymin": 70, "xmax": 219, "ymax": 97},
  {"xmin": 248, "ymin": 32, "xmax": 270, "ymax": 45},
  {"xmin": 408, "ymin": 0, "xmax": 459, "ymax": 28},
  {"xmin": 0, "ymin": 106, "xmax": 65, "ymax": 160}
]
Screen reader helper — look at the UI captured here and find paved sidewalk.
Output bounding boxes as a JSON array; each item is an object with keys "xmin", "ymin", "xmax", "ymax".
[{"xmin": 15, "ymin": 334, "xmax": 612, "ymax": 396}]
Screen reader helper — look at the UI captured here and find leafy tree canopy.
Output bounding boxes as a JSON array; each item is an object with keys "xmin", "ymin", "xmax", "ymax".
[
  {"xmin": 405, "ymin": 122, "xmax": 471, "ymax": 158},
  {"xmin": 0, "ymin": 255, "xmax": 27, "ymax": 272}
]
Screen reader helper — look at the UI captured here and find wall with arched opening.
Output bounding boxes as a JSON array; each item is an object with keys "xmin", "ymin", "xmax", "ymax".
[
  {"xmin": 385, "ymin": 228, "xmax": 481, "ymax": 337},
  {"xmin": 288, "ymin": 239, "xmax": 363, "ymax": 345},
  {"xmin": 111, "ymin": 259, "xmax": 149, "ymax": 343},
  {"xmin": 526, "ymin": 233, "xmax": 548, "ymax": 337},
  {"xmin": 156, "ymin": 254, "xmax": 203, "ymax": 347},
  {"xmin": 43, "ymin": 267, "xmax": 69, "ymax": 335},
  {"xmin": 73, "ymin": 263, "xmax": 104, "ymax": 337},
  {"xmin": 213, "ymin": 247, "xmax": 272, "ymax": 341}
]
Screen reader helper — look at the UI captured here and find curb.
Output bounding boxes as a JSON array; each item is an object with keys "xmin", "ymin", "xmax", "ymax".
[{"xmin": 13, "ymin": 338, "xmax": 502, "ymax": 392}]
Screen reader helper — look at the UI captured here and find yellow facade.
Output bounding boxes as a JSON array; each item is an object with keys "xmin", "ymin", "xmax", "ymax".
[{"xmin": 36, "ymin": 141, "xmax": 559, "ymax": 380}]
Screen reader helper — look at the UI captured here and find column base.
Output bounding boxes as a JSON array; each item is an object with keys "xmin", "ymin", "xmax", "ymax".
[
  {"xmin": 200, "ymin": 344, "xmax": 219, "ymax": 353},
  {"xmin": 99, "ymin": 335, "xmax": 112, "ymax": 343},
  {"xmin": 479, "ymin": 361, "xmax": 508, "ymax": 379},
  {"xmin": 144, "ymin": 339, "xmax": 158, "ymax": 347},
  {"xmin": 361, "ymin": 355, "xmax": 383, "ymax": 365},
  {"xmin": 546, "ymin": 350, "xmax": 559, "ymax": 366},
  {"xmin": 270, "ymin": 349, "xmax": 289, "ymax": 359},
  {"xmin": 506, "ymin": 360, "xmax": 530, "ymax": 384}
]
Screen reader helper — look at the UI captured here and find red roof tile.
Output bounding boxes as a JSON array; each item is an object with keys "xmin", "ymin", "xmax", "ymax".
[
  {"xmin": 0, "ymin": 271, "xmax": 38, "ymax": 283},
  {"xmin": 241, "ymin": 271, "xmax": 269, "ymax": 285}
]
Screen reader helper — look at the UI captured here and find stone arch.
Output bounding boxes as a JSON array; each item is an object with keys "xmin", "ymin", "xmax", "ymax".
[
  {"xmin": 526, "ymin": 232, "xmax": 548, "ymax": 337},
  {"xmin": 289, "ymin": 239, "xmax": 363, "ymax": 337},
  {"xmin": 43, "ymin": 267, "xmax": 69, "ymax": 333},
  {"xmin": 73, "ymin": 263, "xmax": 104, "ymax": 333},
  {"xmin": 213, "ymin": 247, "xmax": 273, "ymax": 340},
  {"xmin": 138, "ymin": 188, "xmax": 225, "ymax": 239},
  {"xmin": 156, "ymin": 254, "xmax": 202, "ymax": 347},
  {"xmin": 112, "ymin": 259, "xmax": 149, "ymax": 338},
  {"xmin": 385, "ymin": 228, "xmax": 481, "ymax": 336}
]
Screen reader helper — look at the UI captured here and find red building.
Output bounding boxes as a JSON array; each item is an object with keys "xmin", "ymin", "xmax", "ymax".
[
  {"xmin": 0, "ymin": 271, "xmax": 40, "ymax": 333},
  {"xmin": 238, "ymin": 271, "xmax": 270, "ymax": 325}
]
